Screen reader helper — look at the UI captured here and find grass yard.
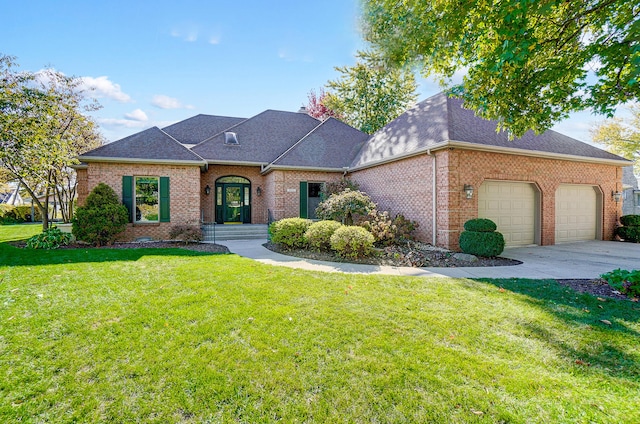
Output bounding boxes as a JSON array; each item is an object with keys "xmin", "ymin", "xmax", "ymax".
[{"xmin": 1, "ymin": 224, "xmax": 639, "ymax": 423}]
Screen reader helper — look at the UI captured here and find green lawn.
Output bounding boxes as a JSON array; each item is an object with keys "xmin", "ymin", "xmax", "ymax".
[{"xmin": 1, "ymin": 224, "xmax": 639, "ymax": 423}]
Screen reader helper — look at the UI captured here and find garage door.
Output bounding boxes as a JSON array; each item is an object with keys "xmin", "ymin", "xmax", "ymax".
[
  {"xmin": 555, "ymin": 184, "xmax": 597, "ymax": 243},
  {"xmin": 478, "ymin": 181, "xmax": 537, "ymax": 247}
]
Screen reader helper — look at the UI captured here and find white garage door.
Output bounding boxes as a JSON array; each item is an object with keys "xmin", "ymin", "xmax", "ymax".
[
  {"xmin": 555, "ymin": 184, "xmax": 597, "ymax": 243},
  {"xmin": 478, "ymin": 181, "xmax": 537, "ymax": 247}
]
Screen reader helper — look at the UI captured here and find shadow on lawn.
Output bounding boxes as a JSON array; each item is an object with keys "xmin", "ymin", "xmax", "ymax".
[
  {"xmin": 478, "ymin": 278, "xmax": 640, "ymax": 380},
  {"xmin": 0, "ymin": 242, "xmax": 224, "ymax": 267}
]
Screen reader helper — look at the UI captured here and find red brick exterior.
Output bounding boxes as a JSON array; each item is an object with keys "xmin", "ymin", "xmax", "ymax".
[
  {"xmin": 351, "ymin": 148, "xmax": 623, "ymax": 250},
  {"xmin": 78, "ymin": 147, "xmax": 623, "ymax": 249},
  {"xmin": 77, "ymin": 163, "xmax": 201, "ymax": 241}
]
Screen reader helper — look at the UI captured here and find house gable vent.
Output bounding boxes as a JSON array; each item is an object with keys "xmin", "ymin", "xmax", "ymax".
[{"xmin": 224, "ymin": 132, "xmax": 239, "ymax": 145}]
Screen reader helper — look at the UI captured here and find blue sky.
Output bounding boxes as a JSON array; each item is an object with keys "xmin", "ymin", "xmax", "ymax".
[{"xmin": 1, "ymin": 0, "xmax": 615, "ymax": 143}]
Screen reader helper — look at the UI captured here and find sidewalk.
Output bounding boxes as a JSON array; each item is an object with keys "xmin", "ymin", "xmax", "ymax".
[{"xmin": 219, "ymin": 239, "xmax": 640, "ymax": 279}]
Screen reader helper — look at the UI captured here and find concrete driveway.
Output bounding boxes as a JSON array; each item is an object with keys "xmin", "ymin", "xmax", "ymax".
[{"xmin": 221, "ymin": 239, "xmax": 640, "ymax": 279}]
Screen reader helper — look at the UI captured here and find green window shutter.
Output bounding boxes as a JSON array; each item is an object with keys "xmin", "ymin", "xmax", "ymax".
[
  {"xmin": 122, "ymin": 176, "xmax": 133, "ymax": 223},
  {"xmin": 159, "ymin": 177, "xmax": 170, "ymax": 222},
  {"xmin": 299, "ymin": 181, "xmax": 308, "ymax": 218}
]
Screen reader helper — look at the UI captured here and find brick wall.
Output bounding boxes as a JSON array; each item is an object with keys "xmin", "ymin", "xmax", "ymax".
[
  {"xmin": 351, "ymin": 154, "xmax": 435, "ymax": 243},
  {"xmin": 80, "ymin": 163, "xmax": 201, "ymax": 241},
  {"xmin": 351, "ymin": 149, "xmax": 622, "ymax": 250}
]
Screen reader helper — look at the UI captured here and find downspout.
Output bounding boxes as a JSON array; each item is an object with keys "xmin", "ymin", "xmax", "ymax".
[{"xmin": 427, "ymin": 149, "xmax": 437, "ymax": 246}]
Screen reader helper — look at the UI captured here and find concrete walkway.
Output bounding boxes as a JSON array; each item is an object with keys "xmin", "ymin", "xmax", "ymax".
[{"xmin": 218, "ymin": 239, "xmax": 640, "ymax": 279}]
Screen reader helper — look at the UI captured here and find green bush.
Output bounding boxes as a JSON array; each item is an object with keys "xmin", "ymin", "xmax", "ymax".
[
  {"xmin": 459, "ymin": 231, "xmax": 505, "ymax": 257},
  {"xmin": 305, "ymin": 220, "xmax": 343, "ymax": 251},
  {"xmin": 620, "ymin": 215, "xmax": 640, "ymax": 227},
  {"xmin": 72, "ymin": 183, "xmax": 129, "ymax": 246},
  {"xmin": 169, "ymin": 225, "xmax": 203, "ymax": 244},
  {"xmin": 601, "ymin": 268, "xmax": 640, "ymax": 298},
  {"xmin": 464, "ymin": 218, "xmax": 498, "ymax": 232},
  {"xmin": 321, "ymin": 177, "xmax": 360, "ymax": 200},
  {"xmin": 26, "ymin": 227, "xmax": 71, "ymax": 249},
  {"xmin": 615, "ymin": 226, "xmax": 640, "ymax": 243},
  {"xmin": 315, "ymin": 189, "xmax": 375, "ymax": 225},
  {"xmin": 269, "ymin": 217, "xmax": 311, "ymax": 249},
  {"xmin": 360, "ymin": 210, "xmax": 418, "ymax": 246},
  {"xmin": 330, "ymin": 225, "xmax": 375, "ymax": 259}
]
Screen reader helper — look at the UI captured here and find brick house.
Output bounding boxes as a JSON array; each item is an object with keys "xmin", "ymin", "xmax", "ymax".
[{"xmin": 77, "ymin": 92, "xmax": 631, "ymax": 249}]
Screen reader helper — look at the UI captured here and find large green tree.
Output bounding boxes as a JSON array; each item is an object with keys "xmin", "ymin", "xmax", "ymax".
[
  {"xmin": 362, "ymin": 0, "xmax": 639, "ymax": 137},
  {"xmin": 324, "ymin": 50, "xmax": 418, "ymax": 134},
  {"xmin": 0, "ymin": 55, "xmax": 102, "ymax": 229},
  {"xmin": 591, "ymin": 106, "xmax": 640, "ymax": 173}
]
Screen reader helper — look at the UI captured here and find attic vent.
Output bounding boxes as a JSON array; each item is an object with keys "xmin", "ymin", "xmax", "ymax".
[{"xmin": 224, "ymin": 132, "xmax": 239, "ymax": 145}]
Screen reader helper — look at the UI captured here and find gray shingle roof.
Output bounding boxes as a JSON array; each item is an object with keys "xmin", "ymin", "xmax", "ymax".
[
  {"xmin": 79, "ymin": 126, "xmax": 204, "ymax": 163},
  {"xmin": 162, "ymin": 114, "xmax": 246, "ymax": 144},
  {"xmin": 191, "ymin": 110, "xmax": 321, "ymax": 163},
  {"xmin": 351, "ymin": 92, "xmax": 628, "ymax": 168},
  {"xmin": 272, "ymin": 118, "xmax": 369, "ymax": 169}
]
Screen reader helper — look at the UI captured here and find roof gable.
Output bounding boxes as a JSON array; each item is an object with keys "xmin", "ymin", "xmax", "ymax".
[
  {"xmin": 272, "ymin": 118, "xmax": 369, "ymax": 169},
  {"xmin": 79, "ymin": 126, "xmax": 204, "ymax": 163},
  {"xmin": 191, "ymin": 110, "xmax": 321, "ymax": 163},
  {"xmin": 351, "ymin": 92, "xmax": 627, "ymax": 168},
  {"xmin": 162, "ymin": 114, "xmax": 246, "ymax": 144}
]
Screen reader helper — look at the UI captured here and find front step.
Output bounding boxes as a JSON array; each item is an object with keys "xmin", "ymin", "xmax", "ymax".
[{"xmin": 201, "ymin": 224, "xmax": 268, "ymax": 241}]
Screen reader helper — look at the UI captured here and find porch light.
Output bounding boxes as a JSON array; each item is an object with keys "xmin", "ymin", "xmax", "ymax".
[
  {"xmin": 612, "ymin": 190, "xmax": 622, "ymax": 203},
  {"xmin": 204, "ymin": 185, "xmax": 211, "ymax": 195},
  {"xmin": 464, "ymin": 184, "xmax": 474, "ymax": 199},
  {"xmin": 256, "ymin": 186, "xmax": 262, "ymax": 196}
]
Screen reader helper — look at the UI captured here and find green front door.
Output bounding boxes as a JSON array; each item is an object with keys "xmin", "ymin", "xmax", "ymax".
[
  {"xmin": 224, "ymin": 184, "xmax": 243, "ymax": 223},
  {"xmin": 215, "ymin": 177, "xmax": 252, "ymax": 224}
]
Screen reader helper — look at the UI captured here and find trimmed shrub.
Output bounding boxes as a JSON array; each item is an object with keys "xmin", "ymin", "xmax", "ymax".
[
  {"xmin": 360, "ymin": 210, "xmax": 419, "ymax": 246},
  {"xmin": 169, "ymin": 225, "xmax": 203, "ymax": 244},
  {"xmin": 269, "ymin": 217, "xmax": 311, "ymax": 249},
  {"xmin": 601, "ymin": 268, "xmax": 640, "ymax": 298},
  {"xmin": 615, "ymin": 225, "xmax": 640, "ymax": 243},
  {"xmin": 26, "ymin": 227, "xmax": 71, "ymax": 249},
  {"xmin": 72, "ymin": 183, "xmax": 129, "ymax": 246},
  {"xmin": 330, "ymin": 225, "xmax": 375, "ymax": 259},
  {"xmin": 459, "ymin": 231, "xmax": 505, "ymax": 257},
  {"xmin": 463, "ymin": 218, "xmax": 498, "ymax": 232},
  {"xmin": 459, "ymin": 218, "xmax": 504, "ymax": 257},
  {"xmin": 315, "ymin": 189, "xmax": 375, "ymax": 225},
  {"xmin": 620, "ymin": 215, "xmax": 640, "ymax": 227},
  {"xmin": 305, "ymin": 220, "xmax": 342, "ymax": 251}
]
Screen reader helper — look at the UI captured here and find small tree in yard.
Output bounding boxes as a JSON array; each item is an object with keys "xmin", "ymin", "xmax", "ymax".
[
  {"xmin": 72, "ymin": 183, "xmax": 129, "ymax": 246},
  {"xmin": 315, "ymin": 188, "xmax": 375, "ymax": 226}
]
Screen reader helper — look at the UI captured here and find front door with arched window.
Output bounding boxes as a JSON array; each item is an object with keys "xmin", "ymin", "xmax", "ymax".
[{"xmin": 215, "ymin": 176, "xmax": 251, "ymax": 224}]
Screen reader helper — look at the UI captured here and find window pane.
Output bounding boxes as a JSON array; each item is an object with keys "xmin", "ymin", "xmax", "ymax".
[
  {"xmin": 217, "ymin": 176, "xmax": 250, "ymax": 184},
  {"xmin": 217, "ymin": 186, "xmax": 222, "ymax": 206},
  {"xmin": 135, "ymin": 177, "xmax": 159, "ymax": 222},
  {"xmin": 244, "ymin": 187, "xmax": 250, "ymax": 205}
]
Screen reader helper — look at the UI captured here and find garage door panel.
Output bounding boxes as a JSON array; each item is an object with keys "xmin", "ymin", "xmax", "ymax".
[
  {"xmin": 478, "ymin": 181, "xmax": 537, "ymax": 247},
  {"xmin": 555, "ymin": 184, "xmax": 597, "ymax": 243}
]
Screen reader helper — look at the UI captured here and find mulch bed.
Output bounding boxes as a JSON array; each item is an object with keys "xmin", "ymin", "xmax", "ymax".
[
  {"xmin": 264, "ymin": 240, "xmax": 521, "ymax": 268},
  {"xmin": 555, "ymin": 279, "xmax": 632, "ymax": 301}
]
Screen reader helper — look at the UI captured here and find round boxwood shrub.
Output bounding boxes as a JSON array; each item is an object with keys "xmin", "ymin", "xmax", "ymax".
[
  {"xmin": 463, "ymin": 218, "xmax": 498, "ymax": 232},
  {"xmin": 330, "ymin": 225, "xmax": 375, "ymax": 259},
  {"xmin": 620, "ymin": 215, "xmax": 640, "ymax": 227},
  {"xmin": 305, "ymin": 220, "xmax": 342, "ymax": 251},
  {"xmin": 615, "ymin": 225, "xmax": 640, "ymax": 243},
  {"xmin": 459, "ymin": 231, "xmax": 505, "ymax": 257},
  {"xmin": 459, "ymin": 218, "xmax": 504, "ymax": 257},
  {"xmin": 72, "ymin": 183, "xmax": 129, "ymax": 246},
  {"xmin": 269, "ymin": 217, "xmax": 311, "ymax": 249}
]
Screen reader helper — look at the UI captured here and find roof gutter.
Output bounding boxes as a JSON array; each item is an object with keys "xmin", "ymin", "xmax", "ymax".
[
  {"xmin": 349, "ymin": 142, "xmax": 449, "ymax": 172},
  {"xmin": 77, "ymin": 156, "xmax": 207, "ymax": 168}
]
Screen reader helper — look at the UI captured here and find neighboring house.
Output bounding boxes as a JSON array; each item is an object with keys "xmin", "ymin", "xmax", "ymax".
[
  {"xmin": 76, "ymin": 92, "xmax": 631, "ymax": 250},
  {"xmin": 622, "ymin": 166, "xmax": 640, "ymax": 216},
  {"xmin": 0, "ymin": 183, "xmax": 24, "ymax": 206}
]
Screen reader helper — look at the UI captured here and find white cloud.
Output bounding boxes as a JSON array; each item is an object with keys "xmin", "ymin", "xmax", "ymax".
[
  {"xmin": 151, "ymin": 94, "xmax": 194, "ymax": 110},
  {"xmin": 80, "ymin": 76, "xmax": 132, "ymax": 102},
  {"xmin": 97, "ymin": 117, "xmax": 149, "ymax": 129},
  {"xmin": 124, "ymin": 108, "xmax": 148, "ymax": 121},
  {"xmin": 209, "ymin": 35, "xmax": 221, "ymax": 45}
]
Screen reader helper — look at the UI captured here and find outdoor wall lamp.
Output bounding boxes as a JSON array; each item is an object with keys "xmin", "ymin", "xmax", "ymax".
[
  {"xmin": 256, "ymin": 186, "xmax": 262, "ymax": 196},
  {"xmin": 464, "ymin": 184, "xmax": 474, "ymax": 199},
  {"xmin": 612, "ymin": 190, "xmax": 622, "ymax": 203},
  {"xmin": 204, "ymin": 185, "xmax": 211, "ymax": 195}
]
